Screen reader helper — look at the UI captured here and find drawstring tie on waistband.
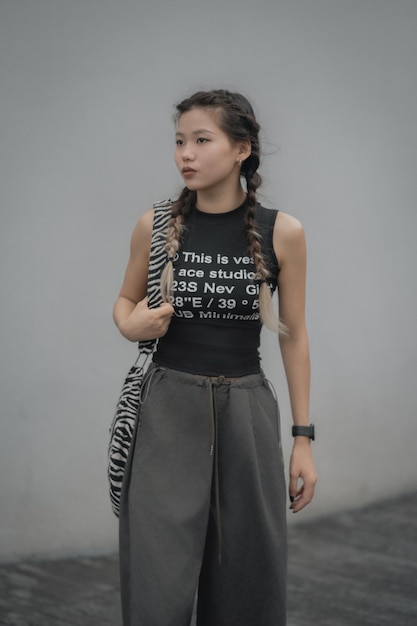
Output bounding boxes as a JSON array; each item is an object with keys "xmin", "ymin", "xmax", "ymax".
[{"xmin": 208, "ymin": 376, "xmax": 230, "ymax": 565}]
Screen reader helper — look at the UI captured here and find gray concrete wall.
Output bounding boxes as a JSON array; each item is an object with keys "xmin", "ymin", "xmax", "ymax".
[{"xmin": 1, "ymin": 0, "xmax": 416, "ymax": 562}]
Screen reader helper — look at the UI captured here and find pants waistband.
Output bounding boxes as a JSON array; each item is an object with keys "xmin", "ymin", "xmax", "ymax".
[{"xmin": 150, "ymin": 362, "xmax": 266, "ymax": 388}]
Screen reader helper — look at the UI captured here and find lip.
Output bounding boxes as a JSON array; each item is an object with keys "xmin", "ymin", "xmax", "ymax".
[{"xmin": 182, "ymin": 167, "xmax": 196, "ymax": 176}]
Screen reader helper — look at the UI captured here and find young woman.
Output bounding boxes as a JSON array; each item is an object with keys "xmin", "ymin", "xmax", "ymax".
[{"xmin": 113, "ymin": 89, "xmax": 317, "ymax": 626}]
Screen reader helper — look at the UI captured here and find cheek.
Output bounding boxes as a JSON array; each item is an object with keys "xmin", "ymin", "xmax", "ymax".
[
  {"xmin": 174, "ymin": 152, "xmax": 182, "ymax": 169},
  {"xmin": 207, "ymin": 147, "xmax": 229, "ymax": 165}
]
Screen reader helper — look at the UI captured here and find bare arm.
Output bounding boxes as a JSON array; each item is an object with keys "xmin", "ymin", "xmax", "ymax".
[
  {"xmin": 274, "ymin": 212, "xmax": 317, "ymax": 512},
  {"xmin": 113, "ymin": 209, "xmax": 174, "ymax": 342}
]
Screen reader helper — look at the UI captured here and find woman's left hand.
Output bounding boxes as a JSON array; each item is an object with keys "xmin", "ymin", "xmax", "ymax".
[{"xmin": 288, "ymin": 438, "xmax": 317, "ymax": 513}]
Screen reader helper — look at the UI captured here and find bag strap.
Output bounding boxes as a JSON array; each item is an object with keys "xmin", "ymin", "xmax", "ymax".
[{"xmin": 137, "ymin": 199, "xmax": 172, "ymax": 355}]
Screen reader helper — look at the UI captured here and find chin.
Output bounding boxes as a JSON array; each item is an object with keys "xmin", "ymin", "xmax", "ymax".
[
  {"xmin": 184, "ymin": 181, "xmax": 215, "ymax": 192},
  {"xmin": 184, "ymin": 182, "xmax": 203, "ymax": 192}
]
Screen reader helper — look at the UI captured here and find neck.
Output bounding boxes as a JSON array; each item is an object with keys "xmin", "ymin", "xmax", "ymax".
[{"xmin": 195, "ymin": 184, "xmax": 247, "ymax": 214}]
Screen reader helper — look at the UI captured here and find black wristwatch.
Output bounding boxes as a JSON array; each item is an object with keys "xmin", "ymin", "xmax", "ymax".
[{"xmin": 292, "ymin": 424, "xmax": 315, "ymax": 441}]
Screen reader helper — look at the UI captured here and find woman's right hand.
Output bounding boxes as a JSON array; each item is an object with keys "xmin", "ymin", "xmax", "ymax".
[{"xmin": 116, "ymin": 296, "xmax": 174, "ymax": 342}]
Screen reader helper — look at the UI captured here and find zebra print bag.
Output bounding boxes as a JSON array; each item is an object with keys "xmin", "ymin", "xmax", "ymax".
[{"xmin": 108, "ymin": 200, "xmax": 172, "ymax": 517}]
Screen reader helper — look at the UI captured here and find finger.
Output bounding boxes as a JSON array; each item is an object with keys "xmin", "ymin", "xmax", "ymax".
[
  {"xmin": 301, "ymin": 482, "xmax": 315, "ymax": 505},
  {"xmin": 291, "ymin": 494, "xmax": 312, "ymax": 513},
  {"xmin": 158, "ymin": 302, "xmax": 175, "ymax": 315},
  {"xmin": 290, "ymin": 484, "xmax": 315, "ymax": 513},
  {"xmin": 290, "ymin": 497, "xmax": 307, "ymax": 513},
  {"xmin": 289, "ymin": 484, "xmax": 304, "ymax": 506},
  {"xmin": 136, "ymin": 296, "xmax": 148, "ymax": 309},
  {"xmin": 289, "ymin": 476, "xmax": 299, "ymax": 503},
  {"xmin": 150, "ymin": 303, "xmax": 173, "ymax": 319}
]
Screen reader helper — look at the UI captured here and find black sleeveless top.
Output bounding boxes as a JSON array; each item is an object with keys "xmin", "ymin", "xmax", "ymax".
[{"xmin": 153, "ymin": 201, "xmax": 279, "ymax": 376}]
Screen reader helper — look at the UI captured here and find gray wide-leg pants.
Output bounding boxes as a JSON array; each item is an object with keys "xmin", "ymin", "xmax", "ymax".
[{"xmin": 119, "ymin": 364, "xmax": 287, "ymax": 626}]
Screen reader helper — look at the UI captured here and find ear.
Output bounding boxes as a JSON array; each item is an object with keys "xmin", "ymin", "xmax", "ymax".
[{"xmin": 237, "ymin": 140, "xmax": 251, "ymax": 163}]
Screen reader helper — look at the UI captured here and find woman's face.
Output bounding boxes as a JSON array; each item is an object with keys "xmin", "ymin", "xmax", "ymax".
[{"xmin": 175, "ymin": 108, "xmax": 243, "ymax": 193}]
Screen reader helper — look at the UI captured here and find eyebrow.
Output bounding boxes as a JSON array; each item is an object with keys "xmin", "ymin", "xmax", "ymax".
[{"xmin": 175, "ymin": 129, "xmax": 216, "ymax": 136}]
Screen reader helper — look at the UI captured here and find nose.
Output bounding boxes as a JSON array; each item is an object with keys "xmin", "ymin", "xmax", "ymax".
[{"xmin": 181, "ymin": 143, "xmax": 195, "ymax": 162}]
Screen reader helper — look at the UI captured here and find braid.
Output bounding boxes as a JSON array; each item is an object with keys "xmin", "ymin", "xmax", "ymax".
[
  {"xmin": 160, "ymin": 188, "xmax": 196, "ymax": 302},
  {"xmin": 242, "ymin": 142, "xmax": 287, "ymax": 334},
  {"xmin": 245, "ymin": 169, "xmax": 268, "ymax": 282},
  {"xmin": 244, "ymin": 170, "xmax": 285, "ymax": 335}
]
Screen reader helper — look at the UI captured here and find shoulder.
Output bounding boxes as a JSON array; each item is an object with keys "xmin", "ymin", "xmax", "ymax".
[
  {"xmin": 275, "ymin": 211, "xmax": 304, "ymax": 239},
  {"xmin": 130, "ymin": 208, "xmax": 154, "ymax": 254},
  {"xmin": 273, "ymin": 211, "xmax": 306, "ymax": 267},
  {"xmin": 135, "ymin": 208, "xmax": 154, "ymax": 231}
]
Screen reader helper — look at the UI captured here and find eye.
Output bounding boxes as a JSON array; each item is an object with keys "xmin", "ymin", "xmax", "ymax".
[
  {"xmin": 196, "ymin": 137, "xmax": 208, "ymax": 144},
  {"xmin": 175, "ymin": 138, "xmax": 184, "ymax": 146}
]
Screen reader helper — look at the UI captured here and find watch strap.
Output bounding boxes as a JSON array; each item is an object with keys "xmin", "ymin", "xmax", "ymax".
[{"xmin": 292, "ymin": 424, "xmax": 315, "ymax": 441}]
